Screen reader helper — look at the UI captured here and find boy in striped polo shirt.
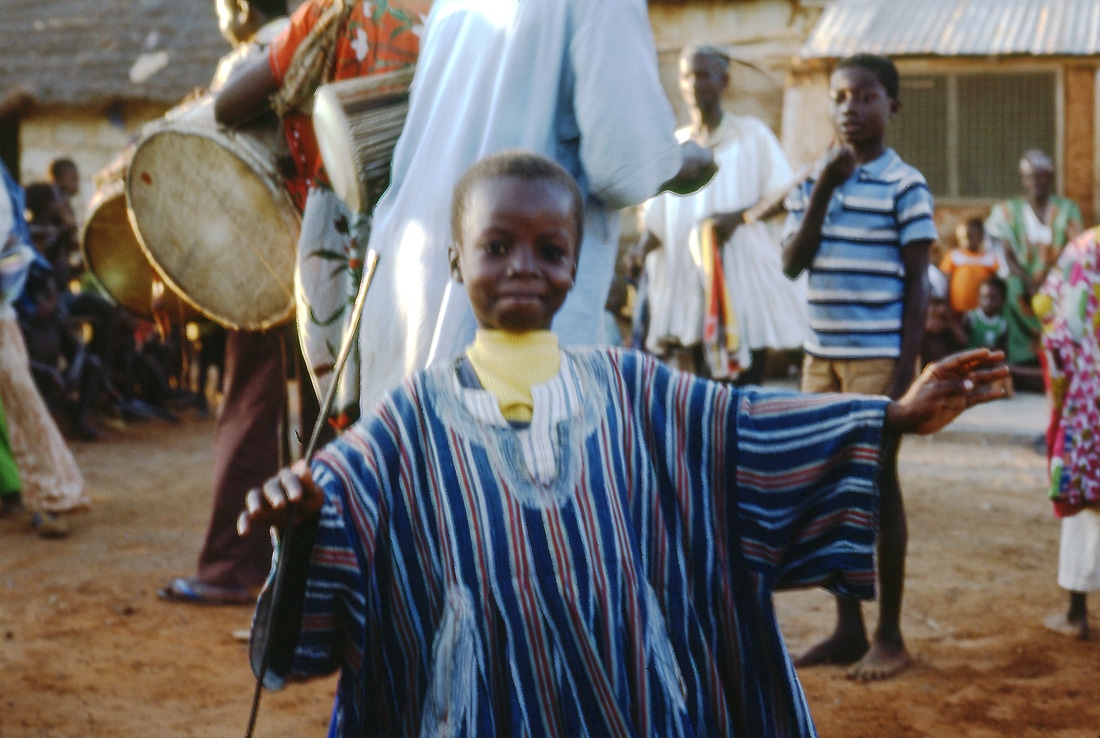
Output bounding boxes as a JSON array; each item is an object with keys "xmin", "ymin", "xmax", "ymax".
[{"xmin": 782, "ymin": 53, "xmax": 938, "ymax": 682}]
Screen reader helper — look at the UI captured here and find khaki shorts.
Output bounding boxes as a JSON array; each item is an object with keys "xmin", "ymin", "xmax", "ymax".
[{"xmin": 800, "ymin": 355, "xmax": 897, "ymax": 396}]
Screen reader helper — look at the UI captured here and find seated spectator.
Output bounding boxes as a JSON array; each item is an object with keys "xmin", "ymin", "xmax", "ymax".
[
  {"xmin": 921, "ymin": 267, "xmax": 967, "ymax": 367},
  {"xmin": 24, "ymin": 182, "xmax": 130, "ymax": 407},
  {"xmin": 17, "ymin": 266, "xmax": 105, "ymax": 440}
]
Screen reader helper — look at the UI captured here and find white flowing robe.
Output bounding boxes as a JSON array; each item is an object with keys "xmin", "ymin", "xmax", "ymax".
[
  {"xmin": 641, "ymin": 113, "xmax": 807, "ymax": 365},
  {"xmin": 357, "ymin": 0, "xmax": 682, "ymax": 406}
]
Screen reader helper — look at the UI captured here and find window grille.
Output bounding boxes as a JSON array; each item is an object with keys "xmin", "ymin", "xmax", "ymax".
[{"xmin": 890, "ymin": 71, "xmax": 1056, "ymax": 200}]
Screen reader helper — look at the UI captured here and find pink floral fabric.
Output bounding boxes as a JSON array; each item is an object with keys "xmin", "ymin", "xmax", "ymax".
[{"xmin": 1034, "ymin": 227, "xmax": 1100, "ymax": 515}]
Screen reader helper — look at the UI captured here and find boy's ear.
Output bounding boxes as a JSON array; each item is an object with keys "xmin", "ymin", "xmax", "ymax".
[
  {"xmin": 889, "ymin": 97, "xmax": 900, "ymax": 118},
  {"xmin": 448, "ymin": 243, "xmax": 463, "ymax": 283}
]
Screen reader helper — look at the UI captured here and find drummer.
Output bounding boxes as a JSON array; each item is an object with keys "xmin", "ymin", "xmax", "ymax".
[
  {"xmin": 158, "ymin": 0, "xmax": 294, "ymax": 606},
  {"xmin": 214, "ymin": 0, "xmax": 429, "ymax": 429}
]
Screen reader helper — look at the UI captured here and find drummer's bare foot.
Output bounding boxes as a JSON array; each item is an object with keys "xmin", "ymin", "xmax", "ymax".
[
  {"xmin": 846, "ymin": 639, "xmax": 912, "ymax": 681},
  {"xmin": 793, "ymin": 631, "xmax": 869, "ymax": 668},
  {"xmin": 1043, "ymin": 613, "xmax": 1088, "ymax": 640}
]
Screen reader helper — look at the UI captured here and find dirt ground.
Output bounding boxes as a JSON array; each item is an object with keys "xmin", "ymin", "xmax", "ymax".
[{"xmin": 1, "ymin": 405, "xmax": 1097, "ymax": 737}]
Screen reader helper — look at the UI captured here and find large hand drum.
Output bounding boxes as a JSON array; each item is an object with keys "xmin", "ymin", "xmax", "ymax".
[
  {"xmin": 126, "ymin": 96, "xmax": 301, "ymax": 331},
  {"xmin": 312, "ymin": 67, "xmax": 415, "ymax": 214},
  {"xmin": 82, "ymin": 152, "xmax": 197, "ymax": 323}
]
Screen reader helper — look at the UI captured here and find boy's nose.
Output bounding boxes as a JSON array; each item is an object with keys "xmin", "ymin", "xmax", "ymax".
[{"xmin": 506, "ymin": 244, "xmax": 537, "ymax": 275}]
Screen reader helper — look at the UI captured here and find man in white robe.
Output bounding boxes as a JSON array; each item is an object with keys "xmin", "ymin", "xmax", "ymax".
[
  {"xmin": 633, "ymin": 45, "xmax": 807, "ymax": 383},
  {"xmin": 356, "ymin": 0, "xmax": 711, "ymax": 406}
]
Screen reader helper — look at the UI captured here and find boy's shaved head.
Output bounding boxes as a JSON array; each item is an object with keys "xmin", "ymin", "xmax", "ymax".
[
  {"xmin": 451, "ymin": 151, "xmax": 584, "ymax": 248},
  {"xmin": 836, "ymin": 53, "xmax": 899, "ymax": 101}
]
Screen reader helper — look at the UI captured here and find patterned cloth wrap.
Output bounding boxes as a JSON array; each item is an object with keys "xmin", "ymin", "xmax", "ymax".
[{"xmin": 1033, "ymin": 226, "xmax": 1100, "ymax": 514}]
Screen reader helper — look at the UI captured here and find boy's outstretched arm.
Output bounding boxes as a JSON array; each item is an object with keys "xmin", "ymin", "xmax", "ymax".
[
  {"xmin": 884, "ymin": 348, "xmax": 1009, "ymax": 435},
  {"xmin": 782, "ymin": 146, "xmax": 856, "ymax": 278}
]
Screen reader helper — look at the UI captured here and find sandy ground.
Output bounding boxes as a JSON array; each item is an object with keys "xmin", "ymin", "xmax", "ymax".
[{"xmin": 1, "ymin": 407, "xmax": 1097, "ymax": 737}]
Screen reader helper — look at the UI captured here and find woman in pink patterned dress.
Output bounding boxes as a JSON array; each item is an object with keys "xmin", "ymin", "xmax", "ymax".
[{"xmin": 1034, "ymin": 226, "xmax": 1100, "ymax": 640}]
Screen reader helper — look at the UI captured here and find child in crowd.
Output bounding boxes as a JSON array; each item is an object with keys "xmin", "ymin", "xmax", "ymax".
[
  {"xmin": 940, "ymin": 217, "xmax": 1002, "ymax": 316},
  {"xmin": 239, "ymin": 151, "xmax": 1007, "ymax": 737},
  {"xmin": 964, "ymin": 276, "xmax": 1009, "ymax": 352},
  {"xmin": 962, "ymin": 276, "xmax": 1012, "ymax": 396},
  {"xmin": 921, "ymin": 269, "xmax": 967, "ymax": 368},
  {"xmin": 781, "ymin": 53, "xmax": 936, "ymax": 681}
]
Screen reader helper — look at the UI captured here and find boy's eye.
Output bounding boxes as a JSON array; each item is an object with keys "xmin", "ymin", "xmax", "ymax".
[
  {"xmin": 484, "ymin": 240, "xmax": 508, "ymax": 256},
  {"xmin": 539, "ymin": 244, "xmax": 566, "ymax": 262},
  {"xmin": 830, "ymin": 89, "xmax": 880, "ymax": 105}
]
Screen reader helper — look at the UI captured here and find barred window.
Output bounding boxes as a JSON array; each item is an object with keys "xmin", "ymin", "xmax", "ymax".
[{"xmin": 890, "ymin": 71, "xmax": 1057, "ymax": 200}]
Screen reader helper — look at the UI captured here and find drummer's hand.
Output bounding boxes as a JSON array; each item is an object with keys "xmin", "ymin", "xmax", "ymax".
[
  {"xmin": 884, "ymin": 348, "xmax": 1010, "ymax": 435},
  {"xmin": 237, "ymin": 460, "xmax": 324, "ymax": 537}
]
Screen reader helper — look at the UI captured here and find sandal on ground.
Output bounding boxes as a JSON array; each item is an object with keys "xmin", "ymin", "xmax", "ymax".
[
  {"xmin": 32, "ymin": 511, "xmax": 69, "ymax": 539},
  {"xmin": 157, "ymin": 577, "xmax": 253, "ymax": 605}
]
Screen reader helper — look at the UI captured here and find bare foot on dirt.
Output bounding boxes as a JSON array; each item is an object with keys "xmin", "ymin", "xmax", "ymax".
[
  {"xmin": 845, "ymin": 641, "xmax": 912, "ymax": 682},
  {"xmin": 793, "ymin": 632, "xmax": 869, "ymax": 667},
  {"xmin": 1043, "ymin": 613, "xmax": 1089, "ymax": 640}
]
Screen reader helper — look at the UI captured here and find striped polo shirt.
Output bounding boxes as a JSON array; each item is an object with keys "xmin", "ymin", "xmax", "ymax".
[{"xmin": 783, "ymin": 148, "xmax": 937, "ymax": 359}]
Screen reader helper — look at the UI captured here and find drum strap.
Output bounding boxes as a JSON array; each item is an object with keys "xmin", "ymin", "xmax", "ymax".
[{"xmin": 270, "ymin": 0, "xmax": 353, "ymax": 118}]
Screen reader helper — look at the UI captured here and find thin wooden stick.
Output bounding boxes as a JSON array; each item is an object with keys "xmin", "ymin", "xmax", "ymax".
[{"xmin": 244, "ymin": 249, "xmax": 379, "ymax": 738}]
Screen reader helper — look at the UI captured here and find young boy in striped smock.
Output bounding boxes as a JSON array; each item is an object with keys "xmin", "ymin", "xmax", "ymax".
[
  {"xmin": 781, "ymin": 53, "xmax": 938, "ymax": 682},
  {"xmin": 240, "ymin": 151, "xmax": 1005, "ymax": 737}
]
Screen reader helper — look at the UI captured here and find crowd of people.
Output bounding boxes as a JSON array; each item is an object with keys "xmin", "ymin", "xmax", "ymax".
[
  {"xmin": 2, "ymin": 0, "xmax": 1097, "ymax": 735},
  {"xmin": 1, "ymin": 151, "xmax": 219, "ymax": 539},
  {"xmin": 922, "ymin": 151, "xmax": 1085, "ymax": 397}
]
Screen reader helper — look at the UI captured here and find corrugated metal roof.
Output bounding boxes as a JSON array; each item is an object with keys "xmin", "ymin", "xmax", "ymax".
[{"xmin": 801, "ymin": 0, "xmax": 1100, "ymax": 59}]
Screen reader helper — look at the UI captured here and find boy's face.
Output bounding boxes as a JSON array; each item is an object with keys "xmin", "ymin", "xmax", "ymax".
[
  {"xmin": 965, "ymin": 222, "xmax": 984, "ymax": 252},
  {"xmin": 450, "ymin": 176, "xmax": 579, "ymax": 333},
  {"xmin": 925, "ymin": 297, "xmax": 950, "ymax": 331},
  {"xmin": 978, "ymin": 283, "xmax": 1004, "ymax": 316},
  {"xmin": 828, "ymin": 67, "xmax": 898, "ymax": 149}
]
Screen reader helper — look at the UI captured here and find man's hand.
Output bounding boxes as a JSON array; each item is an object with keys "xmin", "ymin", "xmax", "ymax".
[
  {"xmin": 661, "ymin": 141, "xmax": 718, "ymax": 195},
  {"xmin": 711, "ymin": 209, "xmax": 747, "ymax": 246},
  {"xmin": 885, "ymin": 349, "xmax": 1010, "ymax": 435}
]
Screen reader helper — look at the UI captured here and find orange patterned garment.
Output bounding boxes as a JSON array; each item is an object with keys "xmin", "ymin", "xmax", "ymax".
[{"xmin": 268, "ymin": 0, "xmax": 429, "ymax": 210}]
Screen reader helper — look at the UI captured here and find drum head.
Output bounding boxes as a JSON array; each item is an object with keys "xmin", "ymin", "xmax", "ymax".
[
  {"xmin": 126, "ymin": 114, "xmax": 300, "ymax": 331},
  {"xmin": 82, "ymin": 180, "xmax": 196, "ymax": 323}
]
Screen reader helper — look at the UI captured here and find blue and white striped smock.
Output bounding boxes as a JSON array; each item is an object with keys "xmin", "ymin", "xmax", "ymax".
[{"xmin": 261, "ymin": 347, "xmax": 887, "ymax": 737}]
